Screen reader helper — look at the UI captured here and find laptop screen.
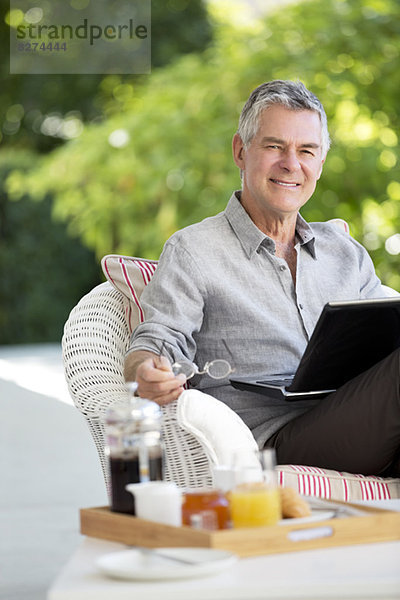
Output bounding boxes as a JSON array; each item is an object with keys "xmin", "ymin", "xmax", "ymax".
[{"xmin": 289, "ymin": 297, "xmax": 400, "ymax": 392}]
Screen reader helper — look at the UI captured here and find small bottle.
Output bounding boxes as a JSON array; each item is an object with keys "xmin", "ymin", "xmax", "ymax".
[{"xmin": 104, "ymin": 383, "xmax": 164, "ymax": 514}]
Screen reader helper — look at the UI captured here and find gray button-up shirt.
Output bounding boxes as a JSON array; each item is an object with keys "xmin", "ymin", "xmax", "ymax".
[{"xmin": 129, "ymin": 191, "xmax": 385, "ymax": 446}]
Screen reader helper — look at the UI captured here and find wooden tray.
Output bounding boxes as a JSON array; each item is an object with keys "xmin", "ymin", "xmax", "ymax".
[{"xmin": 80, "ymin": 503, "xmax": 400, "ymax": 557}]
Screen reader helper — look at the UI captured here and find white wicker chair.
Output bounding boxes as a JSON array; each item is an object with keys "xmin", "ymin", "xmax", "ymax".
[
  {"xmin": 62, "ymin": 280, "xmax": 400, "ymax": 502},
  {"xmin": 62, "ymin": 281, "xmax": 222, "ymax": 496}
]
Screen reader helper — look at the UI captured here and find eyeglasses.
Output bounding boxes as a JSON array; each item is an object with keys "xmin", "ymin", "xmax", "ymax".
[
  {"xmin": 158, "ymin": 341, "xmax": 235, "ymax": 381},
  {"xmin": 172, "ymin": 358, "xmax": 235, "ymax": 380}
]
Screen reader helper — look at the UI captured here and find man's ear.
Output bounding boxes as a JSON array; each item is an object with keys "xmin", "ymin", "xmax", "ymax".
[
  {"xmin": 232, "ymin": 133, "xmax": 245, "ymax": 169},
  {"xmin": 316, "ymin": 156, "xmax": 325, "ymax": 180}
]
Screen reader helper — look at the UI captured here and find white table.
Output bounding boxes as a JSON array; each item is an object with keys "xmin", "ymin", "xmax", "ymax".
[{"xmin": 47, "ymin": 501, "xmax": 400, "ymax": 600}]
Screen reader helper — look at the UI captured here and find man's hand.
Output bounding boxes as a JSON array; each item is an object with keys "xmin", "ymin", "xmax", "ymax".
[{"xmin": 124, "ymin": 350, "xmax": 186, "ymax": 406}]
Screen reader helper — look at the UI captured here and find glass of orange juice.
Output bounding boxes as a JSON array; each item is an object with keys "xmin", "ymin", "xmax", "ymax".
[{"xmin": 230, "ymin": 449, "xmax": 281, "ymax": 528}]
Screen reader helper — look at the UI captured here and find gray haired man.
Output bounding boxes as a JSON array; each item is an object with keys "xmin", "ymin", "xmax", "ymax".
[{"xmin": 125, "ymin": 80, "xmax": 400, "ymax": 477}]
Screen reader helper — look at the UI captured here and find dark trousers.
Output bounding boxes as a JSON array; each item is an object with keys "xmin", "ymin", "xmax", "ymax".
[{"xmin": 267, "ymin": 348, "xmax": 400, "ymax": 476}]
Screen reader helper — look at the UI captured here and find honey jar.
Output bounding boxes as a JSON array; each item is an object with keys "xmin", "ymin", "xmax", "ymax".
[{"xmin": 181, "ymin": 488, "xmax": 231, "ymax": 530}]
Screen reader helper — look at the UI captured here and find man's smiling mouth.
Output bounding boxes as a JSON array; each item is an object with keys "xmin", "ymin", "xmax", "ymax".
[{"xmin": 270, "ymin": 179, "xmax": 300, "ymax": 188}]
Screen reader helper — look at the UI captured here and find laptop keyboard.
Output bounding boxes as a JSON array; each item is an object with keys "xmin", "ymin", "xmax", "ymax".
[{"xmin": 256, "ymin": 377, "xmax": 294, "ymax": 388}]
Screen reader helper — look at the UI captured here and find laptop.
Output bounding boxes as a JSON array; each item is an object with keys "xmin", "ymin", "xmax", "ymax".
[{"xmin": 230, "ymin": 297, "xmax": 400, "ymax": 401}]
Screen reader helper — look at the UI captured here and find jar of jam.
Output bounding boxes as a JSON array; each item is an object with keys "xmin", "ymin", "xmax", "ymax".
[{"xmin": 182, "ymin": 488, "xmax": 231, "ymax": 530}]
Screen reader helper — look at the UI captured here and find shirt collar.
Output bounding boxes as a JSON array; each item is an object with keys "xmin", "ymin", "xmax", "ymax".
[
  {"xmin": 295, "ymin": 213, "xmax": 316, "ymax": 259},
  {"xmin": 224, "ymin": 191, "xmax": 316, "ymax": 259}
]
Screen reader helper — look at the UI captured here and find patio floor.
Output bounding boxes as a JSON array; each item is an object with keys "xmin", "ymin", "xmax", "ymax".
[{"xmin": 0, "ymin": 344, "xmax": 107, "ymax": 600}]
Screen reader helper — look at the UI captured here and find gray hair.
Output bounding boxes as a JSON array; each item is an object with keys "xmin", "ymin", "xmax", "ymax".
[{"xmin": 237, "ymin": 80, "xmax": 331, "ymax": 157}]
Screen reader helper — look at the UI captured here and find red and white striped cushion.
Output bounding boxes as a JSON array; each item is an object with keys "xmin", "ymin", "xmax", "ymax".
[
  {"xmin": 278, "ymin": 464, "xmax": 399, "ymax": 501},
  {"xmin": 101, "ymin": 254, "xmax": 158, "ymax": 332}
]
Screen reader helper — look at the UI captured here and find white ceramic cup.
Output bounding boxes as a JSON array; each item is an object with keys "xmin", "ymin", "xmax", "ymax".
[{"xmin": 125, "ymin": 481, "xmax": 182, "ymax": 527}]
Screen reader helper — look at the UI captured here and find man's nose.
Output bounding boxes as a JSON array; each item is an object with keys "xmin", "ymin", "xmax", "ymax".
[{"xmin": 278, "ymin": 149, "xmax": 300, "ymax": 171}]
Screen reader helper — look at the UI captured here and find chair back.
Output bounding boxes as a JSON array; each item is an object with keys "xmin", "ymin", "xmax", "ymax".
[{"xmin": 62, "ymin": 281, "xmax": 214, "ymax": 493}]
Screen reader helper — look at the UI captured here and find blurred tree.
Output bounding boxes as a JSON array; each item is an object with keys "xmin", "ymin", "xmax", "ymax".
[
  {"xmin": 6, "ymin": 0, "xmax": 400, "ymax": 292},
  {"xmin": 0, "ymin": 0, "xmax": 212, "ymax": 152},
  {"xmin": 0, "ymin": 150, "xmax": 101, "ymax": 343},
  {"xmin": 0, "ymin": 0, "xmax": 212, "ymax": 343}
]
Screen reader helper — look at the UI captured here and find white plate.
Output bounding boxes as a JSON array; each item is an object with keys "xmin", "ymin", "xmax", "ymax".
[
  {"xmin": 278, "ymin": 509, "xmax": 335, "ymax": 526},
  {"xmin": 96, "ymin": 547, "xmax": 238, "ymax": 581}
]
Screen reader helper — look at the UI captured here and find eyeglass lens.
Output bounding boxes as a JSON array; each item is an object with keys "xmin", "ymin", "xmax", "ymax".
[
  {"xmin": 204, "ymin": 359, "xmax": 232, "ymax": 379},
  {"xmin": 172, "ymin": 362, "xmax": 197, "ymax": 378}
]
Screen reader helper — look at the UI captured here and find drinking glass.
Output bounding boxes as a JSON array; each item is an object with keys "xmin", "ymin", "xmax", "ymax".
[{"xmin": 230, "ymin": 449, "xmax": 282, "ymax": 528}]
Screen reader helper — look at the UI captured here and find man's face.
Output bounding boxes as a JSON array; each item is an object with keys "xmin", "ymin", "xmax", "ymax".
[{"xmin": 233, "ymin": 104, "xmax": 326, "ymax": 220}]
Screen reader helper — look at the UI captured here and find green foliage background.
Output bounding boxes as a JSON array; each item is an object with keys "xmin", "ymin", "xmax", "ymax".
[
  {"xmin": 0, "ymin": 151, "xmax": 101, "ymax": 343},
  {"xmin": 1, "ymin": 0, "xmax": 212, "ymax": 343},
  {"xmin": 2, "ymin": 0, "xmax": 400, "ymax": 343}
]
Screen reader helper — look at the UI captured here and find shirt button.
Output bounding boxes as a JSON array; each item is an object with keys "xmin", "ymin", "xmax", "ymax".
[
  {"xmin": 279, "ymin": 265, "xmax": 286, "ymax": 271},
  {"xmin": 299, "ymin": 304, "xmax": 304, "ymax": 310}
]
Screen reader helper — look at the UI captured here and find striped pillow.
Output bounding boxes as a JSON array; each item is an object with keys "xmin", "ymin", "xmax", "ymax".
[
  {"xmin": 277, "ymin": 464, "xmax": 399, "ymax": 501},
  {"xmin": 101, "ymin": 254, "xmax": 158, "ymax": 333}
]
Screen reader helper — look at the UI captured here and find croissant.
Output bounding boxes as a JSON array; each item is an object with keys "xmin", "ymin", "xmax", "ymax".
[{"xmin": 279, "ymin": 486, "xmax": 311, "ymax": 519}]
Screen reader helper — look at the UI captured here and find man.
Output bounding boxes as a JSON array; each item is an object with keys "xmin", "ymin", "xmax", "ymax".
[{"xmin": 124, "ymin": 80, "xmax": 400, "ymax": 476}]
